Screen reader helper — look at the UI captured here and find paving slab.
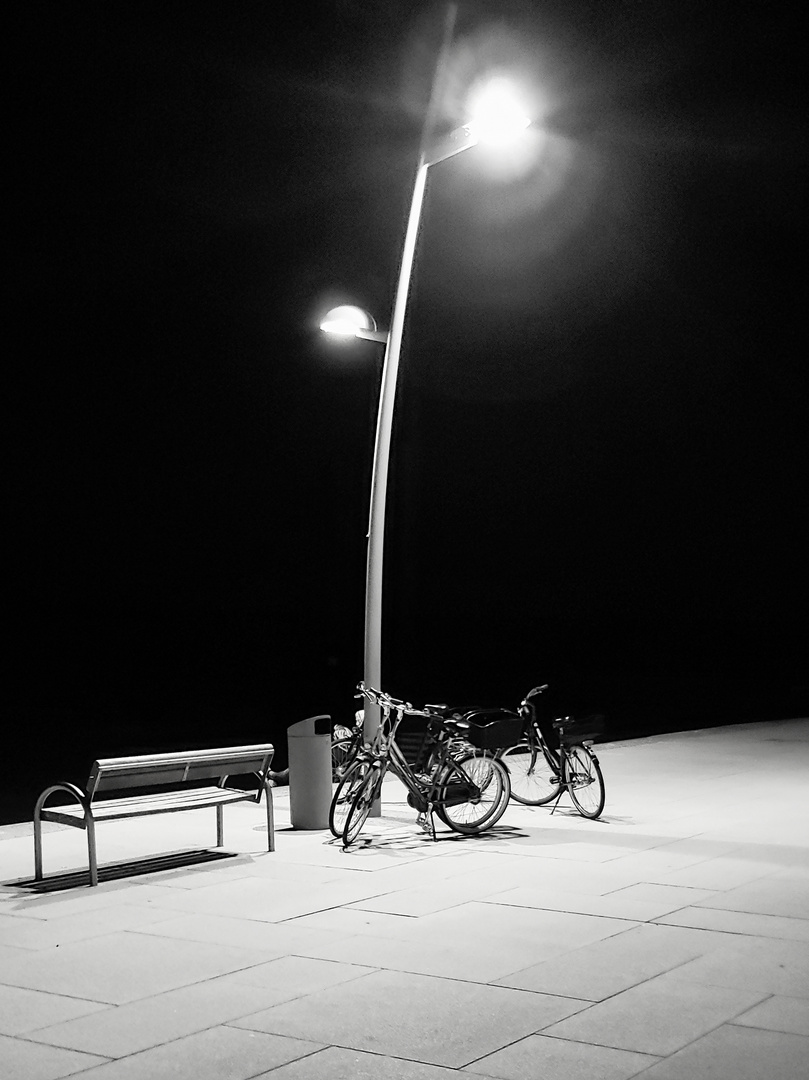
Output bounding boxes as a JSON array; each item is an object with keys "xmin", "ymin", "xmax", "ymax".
[
  {"xmin": 0, "ymin": 942, "xmax": 28, "ymax": 968},
  {"xmin": 541, "ymin": 969, "xmax": 767, "ymax": 1055},
  {"xmin": 733, "ymin": 994, "xmax": 809, "ymax": 1037},
  {"xmin": 693, "ymin": 870, "xmax": 809, "ymax": 920},
  {"xmin": 125, "ymin": 910, "xmax": 339, "ymax": 954},
  {"xmin": 50, "ymin": 1025, "xmax": 324, "ymax": 1080},
  {"xmin": 0, "ymin": 1031, "xmax": 108, "ymax": 1079},
  {"xmin": 0, "ymin": 929, "xmax": 270, "ymax": 1004},
  {"xmin": 24, "ymin": 959, "xmax": 373, "ymax": 1058},
  {"xmin": 494, "ymin": 922, "xmax": 725, "ymax": 1000},
  {"xmin": 479, "ymin": 882, "xmax": 708, "ymax": 922},
  {"xmin": 5, "ymin": 882, "xmax": 178, "ymax": 921},
  {"xmin": 230, "ymin": 968, "xmax": 585, "ymax": 1068},
  {"xmin": 656, "ymin": 902, "xmax": 809, "ymax": 940},
  {"xmin": 0, "ymin": 985, "xmax": 108, "ymax": 1036},
  {"xmin": 0, "ymin": 903, "xmax": 182, "ymax": 950},
  {"xmin": 22, "ymin": 976, "xmax": 289, "ymax": 1057},
  {"xmin": 256, "ymin": 1046, "xmax": 502, "ymax": 1079},
  {"xmin": 634, "ymin": 1023, "xmax": 809, "ymax": 1080},
  {"xmin": 463, "ymin": 1032, "xmax": 659, "ymax": 1080},
  {"xmin": 131, "ymin": 870, "xmax": 396, "ymax": 922},
  {"xmin": 666, "ymin": 935, "xmax": 809, "ymax": 997},
  {"xmin": 289, "ymin": 902, "xmax": 636, "ymax": 983},
  {"xmin": 639, "ymin": 852, "xmax": 780, "ymax": 890}
]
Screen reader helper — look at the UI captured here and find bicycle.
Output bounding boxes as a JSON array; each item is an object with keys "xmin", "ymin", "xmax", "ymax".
[
  {"xmin": 332, "ymin": 683, "xmax": 512, "ymax": 847},
  {"xmin": 331, "ymin": 709, "xmax": 364, "ymax": 781},
  {"xmin": 497, "ymin": 685, "xmax": 606, "ymax": 819},
  {"xmin": 329, "ymin": 690, "xmax": 474, "ymax": 837}
]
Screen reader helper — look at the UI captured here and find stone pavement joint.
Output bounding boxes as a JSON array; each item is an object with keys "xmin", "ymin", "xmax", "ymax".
[{"xmin": 1, "ymin": 717, "xmax": 807, "ymax": 1078}]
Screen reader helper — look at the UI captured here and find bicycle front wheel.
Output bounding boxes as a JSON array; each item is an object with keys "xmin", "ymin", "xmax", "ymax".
[
  {"xmin": 342, "ymin": 766, "xmax": 381, "ymax": 847},
  {"xmin": 329, "ymin": 757, "xmax": 371, "ymax": 838},
  {"xmin": 500, "ymin": 740, "xmax": 562, "ymax": 805},
  {"xmin": 435, "ymin": 751, "xmax": 511, "ymax": 834},
  {"xmin": 564, "ymin": 745, "xmax": 605, "ymax": 819}
]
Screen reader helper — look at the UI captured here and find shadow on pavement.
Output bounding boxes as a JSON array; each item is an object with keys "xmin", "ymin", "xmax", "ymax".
[{"xmin": 7, "ymin": 847, "xmax": 241, "ymax": 893}]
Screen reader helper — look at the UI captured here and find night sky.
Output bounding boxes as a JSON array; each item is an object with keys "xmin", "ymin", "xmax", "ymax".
[{"xmin": 10, "ymin": 1, "xmax": 807, "ymax": 811}]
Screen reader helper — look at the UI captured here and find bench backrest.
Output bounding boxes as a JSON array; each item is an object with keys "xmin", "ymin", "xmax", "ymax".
[{"xmin": 85, "ymin": 745, "xmax": 275, "ymax": 799}]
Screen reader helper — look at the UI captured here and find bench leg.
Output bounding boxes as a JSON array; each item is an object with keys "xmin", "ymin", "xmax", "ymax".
[
  {"xmin": 216, "ymin": 804, "xmax": 224, "ymax": 847},
  {"xmin": 265, "ymin": 785, "xmax": 275, "ymax": 852},
  {"xmin": 87, "ymin": 818, "xmax": 99, "ymax": 887},
  {"xmin": 34, "ymin": 814, "xmax": 43, "ymax": 881}
]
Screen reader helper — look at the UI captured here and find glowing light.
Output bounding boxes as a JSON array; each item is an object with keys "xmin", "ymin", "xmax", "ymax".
[
  {"xmin": 466, "ymin": 77, "xmax": 531, "ymax": 146},
  {"xmin": 320, "ymin": 305, "xmax": 377, "ymax": 337}
]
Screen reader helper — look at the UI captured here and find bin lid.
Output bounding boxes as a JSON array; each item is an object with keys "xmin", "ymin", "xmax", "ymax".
[{"xmin": 288, "ymin": 714, "xmax": 332, "ymax": 736}]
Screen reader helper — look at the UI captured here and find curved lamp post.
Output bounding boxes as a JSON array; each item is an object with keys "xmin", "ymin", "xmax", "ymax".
[{"xmin": 322, "ymin": 81, "xmax": 530, "ymax": 748}]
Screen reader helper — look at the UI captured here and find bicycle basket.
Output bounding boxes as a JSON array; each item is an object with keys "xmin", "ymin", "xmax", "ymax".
[
  {"xmin": 552, "ymin": 714, "xmax": 605, "ymax": 746},
  {"xmin": 464, "ymin": 710, "xmax": 524, "ymax": 751}
]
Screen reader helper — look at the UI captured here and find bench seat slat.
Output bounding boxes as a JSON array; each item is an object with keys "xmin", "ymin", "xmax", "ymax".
[{"xmin": 40, "ymin": 786, "xmax": 257, "ymax": 826}]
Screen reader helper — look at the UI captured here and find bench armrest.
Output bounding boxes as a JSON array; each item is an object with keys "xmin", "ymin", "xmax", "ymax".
[
  {"xmin": 217, "ymin": 771, "xmax": 272, "ymax": 802},
  {"xmin": 34, "ymin": 783, "xmax": 93, "ymax": 882},
  {"xmin": 35, "ymin": 782, "xmax": 91, "ymax": 818}
]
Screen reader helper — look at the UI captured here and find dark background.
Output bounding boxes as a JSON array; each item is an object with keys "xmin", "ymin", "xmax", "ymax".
[{"xmin": 8, "ymin": 1, "xmax": 807, "ymax": 822}]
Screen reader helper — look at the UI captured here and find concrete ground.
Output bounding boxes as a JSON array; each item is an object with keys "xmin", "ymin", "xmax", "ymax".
[{"xmin": 1, "ymin": 718, "xmax": 807, "ymax": 1079}]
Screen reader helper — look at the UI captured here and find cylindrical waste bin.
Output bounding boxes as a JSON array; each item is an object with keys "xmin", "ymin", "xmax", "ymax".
[{"xmin": 287, "ymin": 714, "xmax": 332, "ymax": 829}]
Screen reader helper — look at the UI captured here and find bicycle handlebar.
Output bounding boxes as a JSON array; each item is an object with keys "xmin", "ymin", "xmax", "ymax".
[
  {"xmin": 355, "ymin": 682, "xmax": 413, "ymax": 714},
  {"xmin": 356, "ymin": 680, "xmax": 550, "ymax": 721}
]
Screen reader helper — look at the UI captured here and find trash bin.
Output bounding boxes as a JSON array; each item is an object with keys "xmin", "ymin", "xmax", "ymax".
[{"xmin": 287, "ymin": 714, "xmax": 332, "ymax": 829}]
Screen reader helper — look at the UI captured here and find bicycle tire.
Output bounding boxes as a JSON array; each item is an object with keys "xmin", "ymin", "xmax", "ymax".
[
  {"xmin": 342, "ymin": 766, "xmax": 381, "ymax": 847},
  {"xmin": 500, "ymin": 740, "xmax": 562, "ymax": 805},
  {"xmin": 329, "ymin": 757, "xmax": 371, "ymax": 838},
  {"xmin": 435, "ymin": 751, "xmax": 511, "ymax": 834},
  {"xmin": 564, "ymin": 745, "xmax": 605, "ymax": 819}
]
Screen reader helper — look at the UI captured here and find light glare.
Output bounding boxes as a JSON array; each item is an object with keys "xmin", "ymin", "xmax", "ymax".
[
  {"xmin": 320, "ymin": 305, "xmax": 376, "ymax": 337},
  {"xmin": 467, "ymin": 77, "xmax": 530, "ymax": 146}
]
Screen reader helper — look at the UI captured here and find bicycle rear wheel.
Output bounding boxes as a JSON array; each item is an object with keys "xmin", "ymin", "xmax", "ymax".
[
  {"xmin": 329, "ymin": 757, "xmax": 371, "ymax": 838},
  {"xmin": 500, "ymin": 740, "xmax": 562, "ymax": 805},
  {"xmin": 563, "ymin": 745, "xmax": 605, "ymax": 819},
  {"xmin": 435, "ymin": 751, "xmax": 511, "ymax": 834},
  {"xmin": 342, "ymin": 766, "xmax": 381, "ymax": 847}
]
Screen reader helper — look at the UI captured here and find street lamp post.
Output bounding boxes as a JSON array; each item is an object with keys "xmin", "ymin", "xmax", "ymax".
[
  {"xmin": 322, "ymin": 60, "xmax": 530, "ymax": 754},
  {"xmin": 361, "ymin": 127, "xmax": 484, "ymax": 746}
]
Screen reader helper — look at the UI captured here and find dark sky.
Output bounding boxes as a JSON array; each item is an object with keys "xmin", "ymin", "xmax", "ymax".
[{"xmin": 12, "ymin": 0, "xmax": 808, "ymax": 753}]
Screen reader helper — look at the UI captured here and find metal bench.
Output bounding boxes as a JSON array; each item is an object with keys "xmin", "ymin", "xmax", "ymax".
[{"xmin": 33, "ymin": 744, "xmax": 275, "ymax": 886}]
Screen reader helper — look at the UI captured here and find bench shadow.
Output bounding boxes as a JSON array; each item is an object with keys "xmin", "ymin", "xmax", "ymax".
[{"xmin": 9, "ymin": 848, "xmax": 241, "ymax": 893}]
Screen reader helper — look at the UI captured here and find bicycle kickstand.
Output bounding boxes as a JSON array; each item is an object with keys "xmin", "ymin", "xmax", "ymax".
[{"xmin": 416, "ymin": 804, "xmax": 438, "ymax": 841}]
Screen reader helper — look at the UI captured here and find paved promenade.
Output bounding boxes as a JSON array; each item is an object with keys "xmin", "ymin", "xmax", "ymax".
[{"xmin": 2, "ymin": 718, "xmax": 807, "ymax": 1079}]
